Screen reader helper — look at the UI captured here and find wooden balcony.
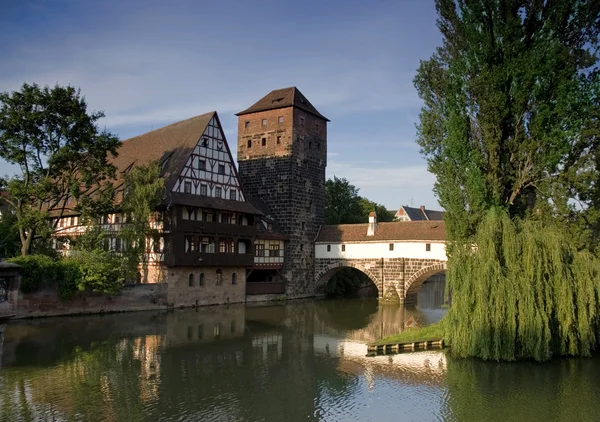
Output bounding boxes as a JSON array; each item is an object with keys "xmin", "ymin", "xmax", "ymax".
[
  {"xmin": 246, "ymin": 282, "xmax": 286, "ymax": 295},
  {"xmin": 253, "ymin": 255, "xmax": 284, "ymax": 269},
  {"xmin": 172, "ymin": 220, "xmax": 255, "ymax": 237},
  {"xmin": 164, "ymin": 251, "xmax": 254, "ymax": 267}
]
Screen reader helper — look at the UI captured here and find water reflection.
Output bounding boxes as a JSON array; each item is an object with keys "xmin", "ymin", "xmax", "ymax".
[{"xmin": 1, "ymin": 281, "xmax": 599, "ymax": 421}]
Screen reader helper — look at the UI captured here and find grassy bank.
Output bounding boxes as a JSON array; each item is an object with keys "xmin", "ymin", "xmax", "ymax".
[{"xmin": 374, "ymin": 321, "xmax": 445, "ymax": 345}]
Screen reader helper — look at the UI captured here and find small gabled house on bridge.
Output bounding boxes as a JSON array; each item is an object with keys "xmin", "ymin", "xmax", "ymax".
[{"xmin": 314, "ymin": 213, "xmax": 447, "ymax": 303}]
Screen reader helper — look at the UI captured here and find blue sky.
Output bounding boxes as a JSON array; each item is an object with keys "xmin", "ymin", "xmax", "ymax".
[{"xmin": 0, "ymin": 0, "xmax": 443, "ymax": 211}]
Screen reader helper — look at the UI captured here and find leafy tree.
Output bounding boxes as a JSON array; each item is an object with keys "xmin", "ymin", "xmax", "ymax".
[
  {"xmin": 325, "ymin": 176, "xmax": 364, "ymax": 224},
  {"xmin": 119, "ymin": 162, "xmax": 165, "ymax": 282},
  {"xmin": 416, "ymin": 0, "xmax": 600, "ymax": 361},
  {"xmin": 0, "ymin": 210, "xmax": 20, "ymax": 258},
  {"xmin": 358, "ymin": 197, "xmax": 394, "ymax": 222},
  {"xmin": 0, "ymin": 83, "xmax": 121, "ymax": 255}
]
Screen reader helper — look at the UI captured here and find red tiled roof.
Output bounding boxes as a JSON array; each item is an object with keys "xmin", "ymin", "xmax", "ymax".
[
  {"xmin": 315, "ymin": 221, "xmax": 446, "ymax": 243},
  {"xmin": 236, "ymin": 87, "xmax": 329, "ymax": 121}
]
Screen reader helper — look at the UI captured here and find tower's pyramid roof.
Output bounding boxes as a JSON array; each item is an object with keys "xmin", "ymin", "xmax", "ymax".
[{"xmin": 236, "ymin": 87, "xmax": 329, "ymax": 121}]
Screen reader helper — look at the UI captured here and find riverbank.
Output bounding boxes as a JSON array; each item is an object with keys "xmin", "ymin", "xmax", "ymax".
[{"xmin": 374, "ymin": 321, "xmax": 445, "ymax": 345}]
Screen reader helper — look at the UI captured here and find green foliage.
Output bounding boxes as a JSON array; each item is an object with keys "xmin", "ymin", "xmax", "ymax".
[
  {"xmin": 64, "ymin": 250, "xmax": 124, "ymax": 296},
  {"xmin": 7, "ymin": 251, "xmax": 123, "ymax": 300},
  {"xmin": 119, "ymin": 162, "xmax": 165, "ymax": 281},
  {"xmin": 358, "ymin": 197, "xmax": 394, "ymax": 222},
  {"xmin": 325, "ymin": 176, "xmax": 364, "ymax": 224},
  {"xmin": 415, "ymin": 0, "xmax": 600, "ymax": 242},
  {"xmin": 445, "ymin": 209, "xmax": 600, "ymax": 361},
  {"xmin": 375, "ymin": 320, "xmax": 446, "ymax": 345},
  {"xmin": 0, "ymin": 211, "xmax": 20, "ymax": 258},
  {"xmin": 415, "ymin": 0, "xmax": 600, "ymax": 361},
  {"xmin": 7, "ymin": 254, "xmax": 57, "ymax": 293},
  {"xmin": 326, "ymin": 176, "xmax": 394, "ymax": 224},
  {"xmin": 0, "ymin": 83, "xmax": 121, "ymax": 255}
]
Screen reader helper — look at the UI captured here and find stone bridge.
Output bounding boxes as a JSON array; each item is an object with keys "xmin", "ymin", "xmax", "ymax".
[{"xmin": 314, "ymin": 258, "xmax": 446, "ymax": 303}]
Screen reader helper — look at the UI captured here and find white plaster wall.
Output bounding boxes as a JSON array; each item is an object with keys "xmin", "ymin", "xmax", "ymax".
[{"xmin": 315, "ymin": 241, "xmax": 447, "ymax": 261}]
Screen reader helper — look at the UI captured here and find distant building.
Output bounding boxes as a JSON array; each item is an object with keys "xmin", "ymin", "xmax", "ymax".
[{"xmin": 394, "ymin": 205, "xmax": 444, "ymax": 222}]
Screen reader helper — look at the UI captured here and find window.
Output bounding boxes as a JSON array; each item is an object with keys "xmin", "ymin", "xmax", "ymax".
[
  {"xmin": 204, "ymin": 212, "xmax": 214, "ymax": 222},
  {"xmin": 115, "ymin": 238, "xmax": 122, "ymax": 252},
  {"xmin": 184, "ymin": 181, "xmax": 192, "ymax": 194},
  {"xmin": 245, "ymin": 121, "xmax": 250, "ymax": 129},
  {"xmin": 215, "ymin": 187, "xmax": 222, "ymax": 198},
  {"xmin": 153, "ymin": 237, "xmax": 163, "ymax": 253},
  {"xmin": 309, "ymin": 141, "xmax": 312, "ymax": 149},
  {"xmin": 199, "ymin": 273, "xmax": 205, "ymax": 286},
  {"xmin": 197, "ymin": 324, "xmax": 204, "ymax": 339},
  {"xmin": 300, "ymin": 116, "xmax": 305, "ymax": 126},
  {"xmin": 188, "ymin": 273, "xmax": 195, "ymax": 287},
  {"xmin": 230, "ymin": 189, "xmax": 236, "ymax": 201},
  {"xmin": 247, "ymin": 139, "xmax": 252, "ymax": 148},
  {"xmin": 262, "ymin": 119, "xmax": 267, "ymax": 126},
  {"xmin": 426, "ymin": 243, "xmax": 431, "ymax": 252},
  {"xmin": 232, "ymin": 273, "xmax": 237, "ymax": 285},
  {"xmin": 200, "ymin": 184, "xmax": 207, "ymax": 196},
  {"xmin": 269, "ymin": 244, "xmax": 279, "ymax": 257},
  {"xmin": 255, "ymin": 243, "xmax": 265, "ymax": 257},
  {"xmin": 185, "ymin": 236, "xmax": 197, "ymax": 252},
  {"xmin": 216, "ymin": 269, "xmax": 222, "ymax": 286},
  {"xmin": 219, "ymin": 239, "xmax": 234, "ymax": 253},
  {"xmin": 389, "ymin": 243, "xmax": 394, "ymax": 251},
  {"xmin": 327, "ymin": 245, "xmax": 331, "ymax": 252},
  {"xmin": 198, "ymin": 160, "xmax": 206, "ymax": 171},
  {"xmin": 302, "ymin": 222, "xmax": 306, "ymax": 230},
  {"xmin": 278, "ymin": 116, "xmax": 284, "ymax": 123},
  {"xmin": 262, "ymin": 137, "xmax": 266, "ymax": 146},
  {"xmin": 277, "ymin": 136, "xmax": 281, "ymax": 144},
  {"xmin": 187, "ymin": 326, "xmax": 193, "ymax": 340},
  {"xmin": 341, "ymin": 245, "xmax": 345, "ymax": 252},
  {"xmin": 202, "ymin": 137, "xmax": 209, "ymax": 147},
  {"xmin": 316, "ymin": 123, "xmax": 319, "ymax": 131},
  {"xmin": 221, "ymin": 212, "xmax": 230, "ymax": 224},
  {"xmin": 201, "ymin": 237, "xmax": 215, "ymax": 253},
  {"xmin": 218, "ymin": 164, "xmax": 225, "ymax": 175}
]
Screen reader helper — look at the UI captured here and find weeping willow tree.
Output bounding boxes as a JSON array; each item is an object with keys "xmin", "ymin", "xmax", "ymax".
[{"xmin": 415, "ymin": 0, "xmax": 600, "ymax": 360}]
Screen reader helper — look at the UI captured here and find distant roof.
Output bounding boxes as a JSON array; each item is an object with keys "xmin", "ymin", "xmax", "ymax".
[
  {"xmin": 315, "ymin": 221, "xmax": 446, "ymax": 243},
  {"xmin": 236, "ymin": 87, "xmax": 330, "ymax": 121},
  {"xmin": 396, "ymin": 205, "xmax": 444, "ymax": 221}
]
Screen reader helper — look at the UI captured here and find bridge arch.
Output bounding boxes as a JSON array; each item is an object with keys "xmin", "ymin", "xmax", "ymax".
[
  {"xmin": 404, "ymin": 262, "xmax": 447, "ymax": 299},
  {"xmin": 314, "ymin": 260, "xmax": 380, "ymax": 296}
]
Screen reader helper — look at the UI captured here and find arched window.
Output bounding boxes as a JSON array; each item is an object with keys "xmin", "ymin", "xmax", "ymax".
[
  {"xmin": 189, "ymin": 273, "xmax": 195, "ymax": 287},
  {"xmin": 199, "ymin": 273, "xmax": 205, "ymax": 286},
  {"xmin": 232, "ymin": 273, "xmax": 237, "ymax": 285},
  {"xmin": 216, "ymin": 269, "xmax": 222, "ymax": 286}
]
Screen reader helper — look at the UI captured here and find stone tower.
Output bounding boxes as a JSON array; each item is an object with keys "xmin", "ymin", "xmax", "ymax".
[{"xmin": 236, "ymin": 87, "xmax": 328, "ymax": 296}]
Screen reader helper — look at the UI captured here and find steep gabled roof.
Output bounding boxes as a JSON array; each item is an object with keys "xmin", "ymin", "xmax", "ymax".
[
  {"xmin": 113, "ymin": 112, "xmax": 215, "ymax": 192},
  {"xmin": 236, "ymin": 87, "xmax": 330, "ymax": 121},
  {"xmin": 396, "ymin": 205, "xmax": 444, "ymax": 221},
  {"xmin": 315, "ymin": 221, "xmax": 446, "ymax": 243}
]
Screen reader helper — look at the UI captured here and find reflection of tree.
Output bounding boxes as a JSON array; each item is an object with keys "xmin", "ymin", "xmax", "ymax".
[{"xmin": 443, "ymin": 356, "xmax": 600, "ymax": 421}]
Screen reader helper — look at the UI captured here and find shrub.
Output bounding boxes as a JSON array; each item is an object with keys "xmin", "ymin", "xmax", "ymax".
[{"xmin": 7, "ymin": 254, "xmax": 58, "ymax": 293}]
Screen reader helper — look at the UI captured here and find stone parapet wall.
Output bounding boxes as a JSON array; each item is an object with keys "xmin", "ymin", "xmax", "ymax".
[{"xmin": 16, "ymin": 283, "xmax": 168, "ymax": 318}]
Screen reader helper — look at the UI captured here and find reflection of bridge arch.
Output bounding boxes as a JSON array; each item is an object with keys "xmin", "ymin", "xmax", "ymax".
[
  {"xmin": 314, "ymin": 261, "xmax": 380, "ymax": 296},
  {"xmin": 404, "ymin": 262, "xmax": 447, "ymax": 298}
]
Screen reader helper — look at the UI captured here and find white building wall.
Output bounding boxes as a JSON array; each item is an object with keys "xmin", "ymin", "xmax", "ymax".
[{"xmin": 315, "ymin": 241, "xmax": 447, "ymax": 261}]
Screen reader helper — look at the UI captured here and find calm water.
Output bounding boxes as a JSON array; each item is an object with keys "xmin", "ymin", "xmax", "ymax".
[{"xmin": 1, "ymin": 280, "xmax": 600, "ymax": 422}]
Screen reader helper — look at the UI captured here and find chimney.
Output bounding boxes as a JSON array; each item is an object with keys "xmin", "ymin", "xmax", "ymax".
[
  {"xmin": 420, "ymin": 205, "xmax": 429, "ymax": 220},
  {"xmin": 367, "ymin": 211, "xmax": 377, "ymax": 236}
]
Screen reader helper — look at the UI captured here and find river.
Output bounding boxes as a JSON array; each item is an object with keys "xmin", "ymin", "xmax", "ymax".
[{"xmin": 1, "ymin": 279, "xmax": 599, "ymax": 421}]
